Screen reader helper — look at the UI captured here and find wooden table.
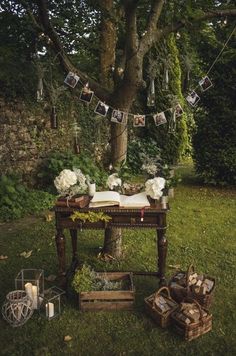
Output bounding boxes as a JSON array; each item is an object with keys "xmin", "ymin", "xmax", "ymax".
[{"xmin": 54, "ymin": 200, "xmax": 168, "ymax": 285}]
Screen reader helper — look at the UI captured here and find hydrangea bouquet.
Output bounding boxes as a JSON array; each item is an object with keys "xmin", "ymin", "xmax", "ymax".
[
  {"xmin": 145, "ymin": 177, "xmax": 166, "ymax": 200},
  {"xmin": 54, "ymin": 168, "xmax": 87, "ymax": 197}
]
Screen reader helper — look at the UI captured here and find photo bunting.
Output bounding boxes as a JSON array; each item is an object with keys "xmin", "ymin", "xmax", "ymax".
[
  {"xmin": 64, "ymin": 72, "xmax": 80, "ymax": 88},
  {"xmin": 94, "ymin": 101, "xmax": 109, "ymax": 117},
  {"xmin": 153, "ymin": 112, "xmax": 167, "ymax": 126},
  {"xmin": 133, "ymin": 115, "xmax": 146, "ymax": 127},
  {"xmin": 186, "ymin": 91, "xmax": 200, "ymax": 107}
]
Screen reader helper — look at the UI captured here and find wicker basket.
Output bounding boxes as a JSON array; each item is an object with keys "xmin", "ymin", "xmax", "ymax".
[
  {"xmin": 171, "ymin": 299, "xmax": 212, "ymax": 341},
  {"xmin": 144, "ymin": 286, "xmax": 178, "ymax": 328},
  {"xmin": 169, "ymin": 264, "xmax": 215, "ymax": 309}
]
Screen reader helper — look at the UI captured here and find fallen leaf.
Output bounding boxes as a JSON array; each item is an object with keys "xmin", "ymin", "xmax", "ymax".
[
  {"xmin": 45, "ymin": 212, "xmax": 53, "ymax": 222},
  {"xmin": 64, "ymin": 335, "xmax": 72, "ymax": 342},
  {"xmin": 168, "ymin": 264, "xmax": 181, "ymax": 270},
  {"xmin": 45, "ymin": 274, "xmax": 57, "ymax": 282},
  {"xmin": 0, "ymin": 255, "xmax": 8, "ymax": 260},
  {"xmin": 20, "ymin": 250, "xmax": 33, "ymax": 258}
]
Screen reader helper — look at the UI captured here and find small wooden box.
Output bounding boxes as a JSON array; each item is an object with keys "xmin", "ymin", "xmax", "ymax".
[{"xmin": 78, "ymin": 272, "xmax": 135, "ymax": 311}]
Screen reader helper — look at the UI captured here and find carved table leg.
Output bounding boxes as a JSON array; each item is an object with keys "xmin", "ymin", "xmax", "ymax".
[
  {"xmin": 69, "ymin": 229, "xmax": 79, "ymax": 272},
  {"xmin": 70, "ymin": 229, "xmax": 78, "ymax": 261},
  {"xmin": 157, "ymin": 213, "xmax": 168, "ymax": 286},
  {"xmin": 55, "ymin": 228, "xmax": 66, "ymax": 277}
]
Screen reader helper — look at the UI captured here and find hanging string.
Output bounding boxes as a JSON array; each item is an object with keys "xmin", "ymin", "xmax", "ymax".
[{"xmin": 206, "ymin": 24, "xmax": 236, "ymax": 75}]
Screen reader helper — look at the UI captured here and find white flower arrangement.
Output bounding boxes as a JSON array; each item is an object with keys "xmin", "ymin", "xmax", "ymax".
[
  {"xmin": 106, "ymin": 173, "xmax": 122, "ymax": 190},
  {"xmin": 54, "ymin": 168, "xmax": 87, "ymax": 197},
  {"xmin": 145, "ymin": 177, "xmax": 166, "ymax": 200}
]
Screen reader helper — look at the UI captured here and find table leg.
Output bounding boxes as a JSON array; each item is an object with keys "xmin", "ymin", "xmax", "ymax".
[
  {"xmin": 70, "ymin": 229, "xmax": 78, "ymax": 263},
  {"xmin": 157, "ymin": 214, "xmax": 168, "ymax": 285},
  {"xmin": 55, "ymin": 228, "xmax": 66, "ymax": 276}
]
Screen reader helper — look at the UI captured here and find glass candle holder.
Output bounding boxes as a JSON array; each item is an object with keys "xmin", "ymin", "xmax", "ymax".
[
  {"xmin": 42, "ymin": 286, "xmax": 65, "ymax": 320},
  {"xmin": 15, "ymin": 269, "xmax": 44, "ymax": 310}
]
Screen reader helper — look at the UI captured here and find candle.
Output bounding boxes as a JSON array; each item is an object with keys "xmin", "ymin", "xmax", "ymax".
[
  {"xmin": 46, "ymin": 302, "xmax": 54, "ymax": 318},
  {"xmin": 32, "ymin": 285, "xmax": 38, "ymax": 309},
  {"xmin": 25, "ymin": 282, "xmax": 33, "ymax": 299},
  {"xmin": 88, "ymin": 183, "xmax": 96, "ymax": 197}
]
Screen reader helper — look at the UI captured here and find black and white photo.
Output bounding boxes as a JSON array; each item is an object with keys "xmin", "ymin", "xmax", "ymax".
[
  {"xmin": 175, "ymin": 103, "xmax": 184, "ymax": 118},
  {"xmin": 111, "ymin": 109, "xmax": 127, "ymax": 124},
  {"xmin": 94, "ymin": 101, "xmax": 109, "ymax": 117},
  {"xmin": 186, "ymin": 90, "xmax": 200, "ymax": 107},
  {"xmin": 199, "ymin": 76, "xmax": 213, "ymax": 92},
  {"xmin": 153, "ymin": 112, "xmax": 167, "ymax": 126},
  {"xmin": 79, "ymin": 84, "xmax": 94, "ymax": 103},
  {"xmin": 64, "ymin": 72, "xmax": 80, "ymax": 88},
  {"xmin": 133, "ymin": 115, "xmax": 145, "ymax": 127}
]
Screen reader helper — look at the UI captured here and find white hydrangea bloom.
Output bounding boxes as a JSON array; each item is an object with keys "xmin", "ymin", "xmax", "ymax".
[
  {"xmin": 106, "ymin": 173, "xmax": 122, "ymax": 190},
  {"xmin": 145, "ymin": 177, "xmax": 166, "ymax": 199},
  {"xmin": 73, "ymin": 168, "xmax": 87, "ymax": 192},
  {"xmin": 54, "ymin": 169, "xmax": 77, "ymax": 194}
]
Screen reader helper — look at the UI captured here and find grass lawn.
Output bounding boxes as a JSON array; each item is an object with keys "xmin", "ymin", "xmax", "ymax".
[{"xmin": 0, "ymin": 165, "xmax": 236, "ymax": 356}]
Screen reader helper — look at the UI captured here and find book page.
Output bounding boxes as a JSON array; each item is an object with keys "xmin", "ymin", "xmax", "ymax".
[
  {"xmin": 120, "ymin": 192, "xmax": 150, "ymax": 208},
  {"xmin": 89, "ymin": 191, "xmax": 120, "ymax": 207}
]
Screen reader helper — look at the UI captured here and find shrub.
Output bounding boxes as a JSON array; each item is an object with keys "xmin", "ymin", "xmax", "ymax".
[
  {"xmin": 127, "ymin": 138, "xmax": 162, "ymax": 174},
  {"xmin": 37, "ymin": 150, "xmax": 108, "ymax": 192},
  {"xmin": 0, "ymin": 174, "xmax": 55, "ymax": 221}
]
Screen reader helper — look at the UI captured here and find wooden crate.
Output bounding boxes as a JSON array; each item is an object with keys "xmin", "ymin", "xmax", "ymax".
[{"xmin": 78, "ymin": 272, "xmax": 135, "ymax": 311}]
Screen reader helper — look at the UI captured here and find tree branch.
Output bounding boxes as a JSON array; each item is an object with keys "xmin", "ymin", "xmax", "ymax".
[
  {"xmin": 36, "ymin": 0, "xmax": 110, "ymax": 101},
  {"xmin": 159, "ymin": 8, "xmax": 236, "ymax": 38},
  {"xmin": 139, "ymin": 0, "xmax": 165, "ymax": 55},
  {"xmin": 123, "ymin": 0, "xmax": 139, "ymax": 56}
]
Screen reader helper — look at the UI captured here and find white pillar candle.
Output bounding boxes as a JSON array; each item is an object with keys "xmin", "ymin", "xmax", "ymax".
[
  {"xmin": 88, "ymin": 183, "xmax": 96, "ymax": 197},
  {"xmin": 46, "ymin": 302, "xmax": 54, "ymax": 318},
  {"xmin": 32, "ymin": 285, "xmax": 38, "ymax": 309},
  {"xmin": 25, "ymin": 282, "xmax": 33, "ymax": 298}
]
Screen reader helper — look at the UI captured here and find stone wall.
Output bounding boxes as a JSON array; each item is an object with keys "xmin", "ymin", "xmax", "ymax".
[{"xmin": 0, "ymin": 98, "xmax": 72, "ymax": 184}]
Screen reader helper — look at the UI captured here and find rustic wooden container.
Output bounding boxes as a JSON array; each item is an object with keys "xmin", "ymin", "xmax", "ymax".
[
  {"xmin": 171, "ymin": 299, "xmax": 212, "ymax": 341},
  {"xmin": 169, "ymin": 264, "xmax": 215, "ymax": 309},
  {"xmin": 78, "ymin": 272, "xmax": 135, "ymax": 311},
  {"xmin": 144, "ymin": 286, "xmax": 178, "ymax": 328}
]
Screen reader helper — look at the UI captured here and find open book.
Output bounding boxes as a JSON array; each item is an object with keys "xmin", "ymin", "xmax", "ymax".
[{"xmin": 89, "ymin": 191, "xmax": 150, "ymax": 208}]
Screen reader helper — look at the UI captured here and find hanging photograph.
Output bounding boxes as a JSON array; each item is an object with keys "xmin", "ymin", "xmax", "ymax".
[
  {"xmin": 153, "ymin": 112, "xmax": 167, "ymax": 126},
  {"xmin": 64, "ymin": 72, "xmax": 80, "ymax": 88},
  {"xmin": 199, "ymin": 76, "xmax": 213, "ymax": 92},
  {"xmin": 94, "ymin": 101, "xmax": 109, "ymax": 117},
  {"xmin": 186, "ymin": 91, "xmax": 200, "ymax": 107},
  {"xmin": 133, "ymin": 115, "xmax": 145, "ymax": 127},
  {"xmin": 79, "ymin": 84, "xmax": 94, "ymax": 103},
  {"xmin": 111, "ymin": 110, "xmax": 127, "ymax": 124},
  {"xmin": 175, "ymin": 103, "xmax": 184, "ymax": 118}
]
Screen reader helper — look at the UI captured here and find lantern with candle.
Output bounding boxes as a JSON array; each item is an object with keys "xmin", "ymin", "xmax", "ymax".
[
  {"xmin": 42, "ymin": 286, "xmax": 65, "ymax": 320},
  {"xmin": 15, "ymin": 269, "xmax": 44, "ymax": 310}
]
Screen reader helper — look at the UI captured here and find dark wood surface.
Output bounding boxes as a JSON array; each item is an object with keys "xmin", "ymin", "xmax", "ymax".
[{"xmin": 54, "ymin": 198, "xmax": 169, "ymax": 286}]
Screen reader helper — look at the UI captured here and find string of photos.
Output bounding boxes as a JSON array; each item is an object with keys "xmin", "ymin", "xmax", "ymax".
[{"xmin": 40, "ymin": 24, "xmax": 235, "ymax": 131}]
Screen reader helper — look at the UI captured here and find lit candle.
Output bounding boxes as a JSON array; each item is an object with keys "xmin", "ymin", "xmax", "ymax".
[
  {"xmin": 32, "ymin": 285, "xmax": 38, "ymax": 309},
  {"xmin": 46, "ymin": 302, "xmax": 54, "ymax": 318}
]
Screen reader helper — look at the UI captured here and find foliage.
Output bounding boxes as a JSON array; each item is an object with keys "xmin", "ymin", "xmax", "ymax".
[
  {"xmin": 0, "ymin": 174, "xmax": 55, "ymax": 221},
  {"xmin": 192, "ymin": 25, "xmax": 236, "ymax": 185},
  {"xmin": 70, "ymin": 211, "xmax": 111, "ymax": 224},
  {"xmin": 72, "ymin": 264, "xmax": 123, "ymax": 293},
  {"xmin": 159, "ymin": 165, "xmax": 182, "ymax": 189},
  {"xmin": 126, "ymin": 138, "xmax": 162, "ymax": 174},
  {"xmin": 38, "ymin": 150, "xmax": 108, "ymax": 192}
]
